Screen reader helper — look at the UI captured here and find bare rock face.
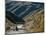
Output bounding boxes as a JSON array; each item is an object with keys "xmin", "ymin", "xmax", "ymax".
[
  {"xmin": 5, "ymin": 9, "xmax": 44, "ymax": 33},
  {"xmin": 5, "ymin": 18, "xmax": 25, "ymax": 33},
  {"xmin": 5, "ymin": 19, "xmax": 16, "ymax": 32},
  {"xmin": 24, "ymin": 10, "xmax": 44, "ymax": 32}
]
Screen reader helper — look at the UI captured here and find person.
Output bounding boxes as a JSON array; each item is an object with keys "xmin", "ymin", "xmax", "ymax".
[{"xmin": 16, "ymin": 26, "xmax": 18, "ymax": 31}]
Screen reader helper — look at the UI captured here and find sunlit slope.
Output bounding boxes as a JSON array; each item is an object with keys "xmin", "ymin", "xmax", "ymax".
[{"xmin": 24, "ymin": 9, "xmax": 44, "ymax": 32}]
